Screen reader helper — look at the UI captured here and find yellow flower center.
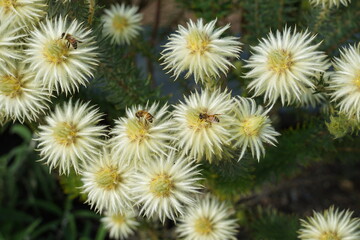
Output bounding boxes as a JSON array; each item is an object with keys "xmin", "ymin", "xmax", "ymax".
[
  {"xmin": 268, "ymin": 49, "xmax": 293, "ymax": 73},
  {"xmin": 187, "ymin": 109, "xmax": 213, "ymax": 131},
  {"xmin": 353, "ymin": 72, "xmax": 360, "ymax": 89},
  {"xmin": 53, "ymin": 122, "xmax": 78, "ymax": 146},
  {"xmin": 111, "ymin": 214, "xmax": 126, "ymax": 224},
  {"xmin": 0, "ymin": 75, "xmax": 23, "ymax": 98},
  {"xmin": 112, "ymin": 15, "xmax": 129, "ymax": 32},
  {"xmin": 0, "ymin": 0, "xmax": 20, "ymax": 12},
  {"xmin": 149, "ymin": 174, "xmax": 173, "ymax": 198},
  {"xmin": 240, "ymin": 116, "xmax": 265, "ymax": 136},
  {"xmin": 126, "ymin": 119, "xmax": 149, "ymax": 143},
  {"xmin": 43, "ymin": 39, "xmax": 70, "ymax": 64},
  {"xmin": 194, "ymin": 217, "xmax": 214, "ymax": 235},
  {"xmin": 319, "ymin": 231, "xmax": 340, "ymax": 240},
  {"xmin": 95, "ymin": 166, "xmax": 122, "ymax": 190},
  {"xmin": 187, "ymin": 30, "xmax": 210, "ymax": 55}
]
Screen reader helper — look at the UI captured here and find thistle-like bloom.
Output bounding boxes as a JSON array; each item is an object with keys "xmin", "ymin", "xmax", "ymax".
[
  {"xmin": 309, "ymin": 0, "xmax": 351, "ymax": 8},
  {"xmin": 25, "ymin": 16, "xmax": 98, "ymax": 94},
  {"xmin": 245, "ymin": 27, "xmax": 329, "ymax": 105},
  {"xmin": 36, "ymin": 100, "xmax": 106, "ymax": 175},
  {"xmin": 110, "ymin": 102, "xmax": 175, "ymax": 166},
  {"xmin": 101, "ymin": 209, "xmax": 139, "ymax": 240},
  {"xmin": 176, "ymin": 195, "xmax": 238, "ymax": 240},
  {"xmin": 0, "ymin": 61, "xmax": 51, "ymax": 123},
  {"xmin": 102, "ymin": 3, "xmax": 142, "ymax": 45},
  {"xmin": 298, "ymin": 206, "xmax": 360, "ymax": 240},
  {"xmin": 0, "ymin": 18, "xmax": 23, "ymax": 75},
  {"xmin": 330, "ymin": 44, "xmax": 360, "ymax": 120},
  {"xmin": 131, "ymin": 152, "xmax": 202, "ymax": 223},
  {"xmin": 0, "ymin": 107, "xmax": 8, "ymax": 126},
  {"xmin": 230, "ymin": 97, "xmax": 279, "ymax": 161},
  {"xmin": 173, "ymin": 89, "xmax": 234, "ymax": 162},
  {"xmin": 0, "ymin": 0, "xmax": 47, "ymax": 26},
  {"xmin": 82, "ymin": 150, "xmax": 135, "ymax": 214},
  {"xmin": 161, "ymin": 19, "xmax": 241, "ymax": 84}
]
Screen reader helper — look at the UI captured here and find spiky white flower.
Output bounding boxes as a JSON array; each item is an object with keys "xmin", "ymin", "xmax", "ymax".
[
  {"xmin": 82, "ymin": 150, "xmax": 135, "ymax": 214},
  {"xmin": 230, "ymin": 97, "xmax": 279, "ymax": 161},
  {"xmin": 110, "ymin": 102, "xmax": 175, "ymax": 166},
  {"xmin": 131, "ymin": 152, "xmax": 202, "ymax": 223},
  {"xmin": 309, "ymin": 0, "xmax": 351, "ymax": 8},
  {"xmin": 245, "ymin": 27, "xmax": 329, "ymax": 105},
  {"xmin": 298, "ymin": 88, "xmax": 327, "ymax": 108},
  {"xmin": 25, "ymin": 16, "xmax": 98, "ymax": 94},
  {"xmin": 161, "ymin": 19, "xmax": 241, "ymax": 84},
  {"xmin": 101, "ymin": 209, "xmax": 139, "ymax": 240},
  {"xmin": 330, "ymin": 44, "xmax": 360, "ymax": 120},
  {"xmin": 102, "ymin": 3, "xmax": 142, "ymax": 45},
  {"xmin": 36, "ymin": 100, "xmax": 107, "ymax": 175},
  {"xmin": 0, "ymin": 107, "xmax": 9, "ymax": 126},
  {"xmin": 173, "ymin": 89, "xmax": 234, "ymax": 162},
  {"xmin": 298, "ymin": 206, "xmax": 360, "ymax": 240},
  {"xmin": 0, "ymin": 18, "xmax": 24, "ymax": 75},
  {"xmin": 0, "ymin": 61, "xmax": 51, "ymax": 123},
  {"xmin": 0, "ymin": 0, "xmax": 47, "ymax": 26},
  {"xmin": 176, "ymin": 195, "xmax": 238, "ymax": 240}
]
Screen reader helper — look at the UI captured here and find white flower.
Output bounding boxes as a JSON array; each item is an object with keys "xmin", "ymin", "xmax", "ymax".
[
  {"xmin": 176, "ymin": 195, "xmax": 238, "ymax": 240},
  {"xmin": 0, "ymin": 61, "xmax": 51, "ymax": 123},
  {"xmin": 298, "ymin": 206, "xmax": 360, "ymax": 240},
  {"xmin": 230, "ymin": 97, "xmax": 279, "ymax": 161},
  {"xmin": 82, "ymin": 150, "xmax": 135, "ymax": 214},
  {"xmin": 110, "ymin": 102, "xmax": 175, "ymax": 167},
  {"xmin": 309, "ymin": 0, "xmax": 351, "ymax": 8},
  {"xmin": 0, "ymin": 107, "xmax": 9, "ymax": 126},
  {"xmin": 161, "ymin": 19, "xmax": 241, "ymax": 84},
  {"xmin": 330, "ymin": 44, "xmax": 360, "ymax": 120},
  {"xmin": 173, "ymin": 89, "xmax": 234, "ymax": 163},
  {"xmin": 101, "ymin": 209, "xmax": 139, "ymax": 240},
  {"xmin": 0, "ymin": 18, "xmax": 24, "ymax": 75},
  {"xmin": 0, "ymin": 0, "xmax": 47, "ymax": 26},
  {"xmin": 131, "ymin": 152, "xmax": 202, "ymax": 223},
  {"xmin": 245, "ymin": 27, "xmax": 329, "ymax": 105},
  {"xmin": 36, "ymin": 100, "xmax": 107, "ymax": 175},
  {"xmin": 102, "ymin": 3, "xmax": 142, "ymax": 45},
  {"xmin": 25, "ymin": 16, "xmax": 98, "ymax": 94}
]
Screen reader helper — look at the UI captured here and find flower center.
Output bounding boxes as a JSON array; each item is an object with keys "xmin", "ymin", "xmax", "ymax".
[
  {"xmin": 0, "ymin": 0, "xmax": 19, "ymax": 12},
  {"xmin": 43, "ymin": 39, "xmax": 70, "ymax": 64},
  {"xmin": 112, "ymin": 15, "xmax": 129, "ymax": 32},
  {"xmin": 240, "ymin": 116, "xmax": 265, "ymax": 136},
  {"xmin": 353, "ymin": 72, "xmax": 360, "ymax": 89},
  {"xmin": 149, "ymin": 174, "xmax": 173, "ymax": 198},
  {"xmin": 194, "ymin": 217, "xmax": 214, "ymax": 235},
  {"xmin": 53, "ymin": 122, "xmax": 78, "ymax": 146},
  {"xmin": 0, "ymin": 75, "xmax": 23, "ymax": 98},
  {"xmin": 111, "ymin": 214, "xmax": 126, "ymax": 224},
  {"xmin": 187, "ymin": 110, "xmax": 213, "ymax": 131},
  {"xmin": 95, "ymin": 166, "xmax": 122, "ymax": 190},
  {"xmin": 319, "ymin": 231, "xmax": 340, "ymax": 240},
  {"xmin": 126, "ymin": 120, "xmax": 149, "ymax": 143},
  {"xmin": 187, "ymin": 30, "xmax": 210, "ymax": 55},
  {"xmin": 268, "ymin": 49, "xmax": 293, "ymax": 73}
]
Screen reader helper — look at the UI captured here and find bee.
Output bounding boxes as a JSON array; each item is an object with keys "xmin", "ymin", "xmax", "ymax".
[
  {"xmin": 199, "ymin": 113, "xmax": 221, "ymax": 123},
  {"xmin": 61, "ymin": 33, "xmax": 82, "ymax": 49},
  {"xmin": 136, "ymin": 110, "xmax": 154, "ymax": 123}
]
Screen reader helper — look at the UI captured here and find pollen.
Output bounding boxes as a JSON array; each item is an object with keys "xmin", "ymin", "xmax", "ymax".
[
  {"xmin": 268, "ymin": 49, "xmax": 293, "ymax": 73},
  {"xmin": 112, "ymin": 15, "xmax": 129, "ymax": 32},
  {"xmin": 43, "ymin": 39, "xmax": 70, "ymax": 64},
  {"xmin": 149, "ymin": 173, "xmax": 174, "ymax": 198},
  {"xmin": 0, "ymin": 75, "xmax": 23, "ymax": 98},
  {"xmin": 194, "ymin": 217, "xmax": 214, "ymax": 235},
  {"xmin": 353, "ymin": 72, "xmax": 360, "ymax": 89},
  {"xmin": 240, "ymin": 116, "xmax": 265, "ymax": 137},
  {"xmin": 53, "ymin": 122, "xmax": 78, "ymax": 146},
  {"xmin": 319, "ymin": 231, "xmax": 340, "ymax": 240},
  {"xmin": 186, "ymin": 30, "xmax": 210, "ymax": 55},
  {"xmin": 95, "ymin": 166, "xmax": 122, "ymax": 190}
]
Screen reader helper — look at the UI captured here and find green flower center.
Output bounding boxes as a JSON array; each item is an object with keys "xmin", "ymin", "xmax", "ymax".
[
  {"xmin": 194, "ymin": 217, "xmax": 214, "ymax": 235},
  {"xmin": 187, "ymin": 30, "xmax": 210, "ymax": 55},
  {"xmin": 240, "ymin": 116, "xmax": 265, "ymax": 136},
  {"xmin": 43, "ymin": 39, "xmax": 70, "ymax": 64},
  {"xmin": 0, "ymin": 75, "xmax": 23, "ymax": 98},
  {"xmin": 95, "ymin": 166, "xmax": 122, "ymax": 190},
  {"xmin": 149, "ymin": 174, "xmax": 173, "ymax": 198},
  {"xmin": 112, "ymin": 15, "xmax": 129, "ymax": 32},
  {"xmin": 319, "ymin": 231, "xmax": 340, "ymax": 240},
  {"xmin": 268, "ymin": 49, "xmax": 293, "ymax": 73},
  {"xmin": 53, "ymin": 122, "xmax": 78, "ymax": 146},
  {"xmin": 111, "ymin": 214, "xmax": 126, "ymax": 224}
]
